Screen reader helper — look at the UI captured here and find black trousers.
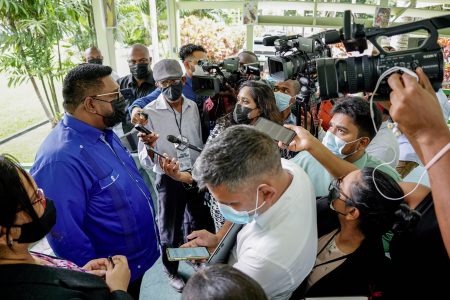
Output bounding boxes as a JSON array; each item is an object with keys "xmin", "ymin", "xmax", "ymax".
[
  {"xmin": 128, "ymin": 275, "xmax": 143, "ymax": 299},
  {"xmin": 155, "ymin": 174, "xmax": 214, "ymax": 275}
]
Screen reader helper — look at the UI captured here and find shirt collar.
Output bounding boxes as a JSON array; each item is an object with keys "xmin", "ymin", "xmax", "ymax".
[
  {"xmin": 354, "ymin": 152, "xmax": 369, "ymax": 169},
  {"xmin": 63, "ymin": 113, "xmax": 114, "ymax": 144},
  {"xmin": 125, "ymin": 72, "xmax": 155, "ymax": 87},
  {"xmin": 185, "ymin": 75, "xmax": 192, "ymax": 87}
]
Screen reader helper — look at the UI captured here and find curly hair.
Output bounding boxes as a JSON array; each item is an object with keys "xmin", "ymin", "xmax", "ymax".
[{"xmin": 179, "ymin": 44, "xmax": 207, "ymax": 62}]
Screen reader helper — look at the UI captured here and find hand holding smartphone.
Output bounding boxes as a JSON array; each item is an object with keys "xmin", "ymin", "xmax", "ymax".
[
  {"xmin": 166, "ymin": 247, "xmax": 210, "ymax": 261},
  {"xmin": 254, "ymin": 117, "xmax": 296, "ymax": 145},
  {"xmin": 134, "ymin": 125, "xmax": 164, "ymax": 157},
  {"xmin": 134, "ymin": 124, "xmax": 152, "ymax": 135}
]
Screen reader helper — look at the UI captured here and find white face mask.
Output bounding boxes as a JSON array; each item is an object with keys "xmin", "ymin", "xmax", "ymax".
[
  {"xmin": 322, "ymin": 131, "xmax": 363, "ymax": 159},
  {"xmin": 217, "ymin": 187, "xmax": 266, "ymax": 224}
]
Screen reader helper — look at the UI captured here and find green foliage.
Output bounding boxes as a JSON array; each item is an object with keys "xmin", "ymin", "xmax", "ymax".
[
  {"xmin": 116, "ymin": 0, "xmax": 167, "ymax": 46},
  {"xmin": 0, "ymin": 0, "xmax": 95, "ymax": 124}
]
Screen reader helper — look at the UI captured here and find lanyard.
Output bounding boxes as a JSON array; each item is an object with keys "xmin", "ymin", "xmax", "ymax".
[
  {"xmin": 313, "ymin": 229, "xmax": 350, "ymax": 268},
  {"xmin": 167, "ymin": 99, "xmax": 183, "ymax": 136}
]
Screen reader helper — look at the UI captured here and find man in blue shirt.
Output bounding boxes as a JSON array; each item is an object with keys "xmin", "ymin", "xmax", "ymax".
[
  {"xmin": 128, "ymin": 44, "xmax": 208, "ymax": 125},
  {"xmin": 30, "ymin": 64, "xmax": 159, "ymax": 300}
]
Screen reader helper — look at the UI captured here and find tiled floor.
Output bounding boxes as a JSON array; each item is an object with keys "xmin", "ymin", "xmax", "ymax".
[{"xmin": 139, "ymin": 258, "xmax": 195, "ymax": 300}]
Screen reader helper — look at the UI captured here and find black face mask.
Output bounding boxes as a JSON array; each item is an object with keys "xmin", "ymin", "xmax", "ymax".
[
  {"xmin": 130, "ymin": 63, "xmax": 150, "ymax": 80},
  {"xmin": 12, "ymin": 198, "xmax": 57, "ymax": 244},
  {"xmin": 102, "ymin": 96, "xmax": 127, "ymax": 128},
  {"xmin": 88, "ymin": 59, "xmax": 103, "ymax": 65},
  {"xmin": 233, "ymin": 103, "xmax": 255, "ymax": 124},
  {"xmin": 161, "ymin": 81, "xmax": 183, "ymax": 102}
]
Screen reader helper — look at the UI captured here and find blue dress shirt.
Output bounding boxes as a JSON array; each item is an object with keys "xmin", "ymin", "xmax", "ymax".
[
  {"xmin": 31, "ymin": 114, "xmax": 160, "ymax": 281},
  {"xmin": 128, "ymin": 75, "xmax": 207, "ymax": 115}
]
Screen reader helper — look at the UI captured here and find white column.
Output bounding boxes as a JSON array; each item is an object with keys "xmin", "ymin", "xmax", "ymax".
[
  {"xmin": 149, "ymin": 0, "xmax": 160, "ymax": 62},
  {"xmin": 166, "ymin": 0, "xmax": 179, "ymax": 59},
  {"xmin": 92, "ymin": 0, "xmax": 117, "ymax": 71}
]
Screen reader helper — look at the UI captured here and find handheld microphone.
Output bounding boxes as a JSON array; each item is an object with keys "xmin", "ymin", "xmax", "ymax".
[{"xmin": 167, "ymin": 135, "xmax": 203, "ymax": 152}]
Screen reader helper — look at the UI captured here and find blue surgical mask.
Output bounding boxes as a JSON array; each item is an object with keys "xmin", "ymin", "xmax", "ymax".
[
  {"xmin": 274, "ymin": 92, "xmax": 292, "ymax": 112},
  {"xmin": 217, "ymin": 187, "xmax": 266, "ymax": 224},
  {"xmin": 322, "ymin": 131, "xmax": 362, "ymax": 159}
]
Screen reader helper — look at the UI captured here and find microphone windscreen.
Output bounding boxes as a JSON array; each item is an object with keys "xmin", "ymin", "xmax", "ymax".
[
  {"xmin": 167, "ymin": 135, "xmax": 180, "ymax": 143},
  {"xmin": 324, "ymin": 30, "xmax": 341, "ymax": 44},
  {"xmin": 262, "ymin": 35, "xmax": 282, "ymax": 46}
]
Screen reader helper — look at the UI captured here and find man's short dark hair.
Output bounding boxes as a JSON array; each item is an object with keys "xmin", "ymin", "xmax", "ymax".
[
  {"xmin": 192, "ymin": 125, "xmax": 282, "ymax": 191},
  {"xmin": 63, "ymin": 64, "xmax": 112, "ymax": 113},
  {"xmin": 179, "ymin": 44, "xmax": 207, "ymax": 62},
  {"xmin": 238, "ymin": 50, "xmax": 258, "ymax": 63},
  {"xmin": 331, "ymin": 96, "xmax": 382, "ymax": 140},
  {"xmin": 182, "ymin": 264, "xmax": 268, "ymax": 300}
]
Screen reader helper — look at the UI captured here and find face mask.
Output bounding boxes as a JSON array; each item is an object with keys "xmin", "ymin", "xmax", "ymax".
[
  {"xmin": 87, "ymin": 58, "xmax": 103, "ymax": 65},
  {"xmin": 102, "ymin": 96, "xmax": 127, "ymax": 128},
  {"xmin": 217, "ymin": 187, "xmax": 266, "ymax": 224},
  {"xmin": 161, "ymin": 81, "xmax": 183, "ymax": 102},
  {"xmin": 12, "ymin": 198, "xmax": 56, "ymax": 243},
  {"xmin": 233, "ymin": 103, "xmax": 255, "ymax": 124},
  {"xmin": 322, "ymin": 131, "xmax": 363, "ymax": 159},
  {"xmin": 130, "ymin": 63, "xmax": 150, "ymax": 80},
  {"xmin": 274, "ymin": 92, "xmax": 292, "ymax": 112}
]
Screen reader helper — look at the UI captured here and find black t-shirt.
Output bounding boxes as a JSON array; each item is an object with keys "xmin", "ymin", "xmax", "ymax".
[
  {"xmin": 116, "ymin": 73, "xmax": 156, "ymax": 151},
  {"xmin": 387, "ymin": 192, "xmax": 450, "ymax": 298}
]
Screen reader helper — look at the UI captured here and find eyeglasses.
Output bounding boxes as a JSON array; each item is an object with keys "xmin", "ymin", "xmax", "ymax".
[
  {"xmin": 157, "ymin": 79, "xmax": 181, "ymax": 88},
  {"xmin": 31, "ymin": 188, "xmax": 46, "ymax": 209},
  {"xmin": 328, "ymin": 177, "xmax": 353, "ymax": 205},
  {"xmin": 86, "ymin": 90, "xmax": 123, "ymax": 103}
]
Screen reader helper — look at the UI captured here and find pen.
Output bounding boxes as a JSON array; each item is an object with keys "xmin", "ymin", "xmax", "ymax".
[{"xmin": 108, "ymin": 256, "xmax": 115, "ymax": 268}]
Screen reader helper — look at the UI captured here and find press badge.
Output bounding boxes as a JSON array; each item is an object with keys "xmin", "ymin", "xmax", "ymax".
[{"xmin": 175, "ymin": 135, "xmax": 192, "ymax": 172}]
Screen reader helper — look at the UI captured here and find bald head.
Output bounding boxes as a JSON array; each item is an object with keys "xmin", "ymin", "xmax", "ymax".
[
  {"xmin": 129, "ymin": 44, "xmax": 150, "ymax": 59},
  {"xmin": 84, "ymin": 46, "xmax": 103, "ymax": 64},
  {"xmin": 128, "ymin": 44, "xmax": 152, "ymax": 80}
]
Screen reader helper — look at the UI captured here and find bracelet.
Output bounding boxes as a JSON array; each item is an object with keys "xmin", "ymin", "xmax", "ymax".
[
  {"xmin": 424, "ymin": 142, "xmax": 450, "ymax": 171},
  {"xmin": 182, "ymin": 170, "xmax": 197, "ymax": 190}
]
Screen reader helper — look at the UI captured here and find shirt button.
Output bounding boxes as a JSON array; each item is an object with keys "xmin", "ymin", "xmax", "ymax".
[
  {"xmin": 80, "ymin": 145, "xmax": 84, "ymax": 149},
  {"xmin": 137, "ymin": 265, "xmax": 141, "ymax": 269}
]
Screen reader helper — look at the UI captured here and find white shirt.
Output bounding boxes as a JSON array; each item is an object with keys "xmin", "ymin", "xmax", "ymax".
[
  {"xmin": 138, "ymin": 94, "xmax": 203, "ymax": 174},
  {"xmin": 397, "ymin": 89, "xmax": 449, "ymax": 163},
  {"xmin": 228, "ymin": 159, "xmax": 318, "ymax": 300},
  {"xmin": 366, "ymin": 121, "xmax": 399, "ymax": 168}
]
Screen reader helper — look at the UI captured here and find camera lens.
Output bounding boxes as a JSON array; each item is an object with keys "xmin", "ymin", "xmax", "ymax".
[{"xmin": 317, "ymin": 49, "xmax": 443, "ymax": 100}]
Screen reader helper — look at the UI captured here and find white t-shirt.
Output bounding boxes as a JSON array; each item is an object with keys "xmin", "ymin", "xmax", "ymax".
[
  {"xmin": 228, "ymin": 159, "xmax": 318, "ymax": 300},
  {"xmin": 367, "ymin": 121, "xmax": 399, "ymax": 168}
]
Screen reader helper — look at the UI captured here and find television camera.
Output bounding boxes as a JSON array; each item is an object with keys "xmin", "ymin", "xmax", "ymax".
[{"xmin": 192, "ymin": 57, "xmax": 261, "ymax": 97}]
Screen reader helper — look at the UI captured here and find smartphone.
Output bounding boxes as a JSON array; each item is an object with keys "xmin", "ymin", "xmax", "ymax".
[
  {"xmin": 166, "ymin": 247, "xmax": 210, "ymax": 261},
  {"xmin": 134, "ymin": 124, "xmax": 152, "ymax": 135},
  {"xmin": 254, "ymin": 117, "xmax": 296, "ymax": 145}
]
